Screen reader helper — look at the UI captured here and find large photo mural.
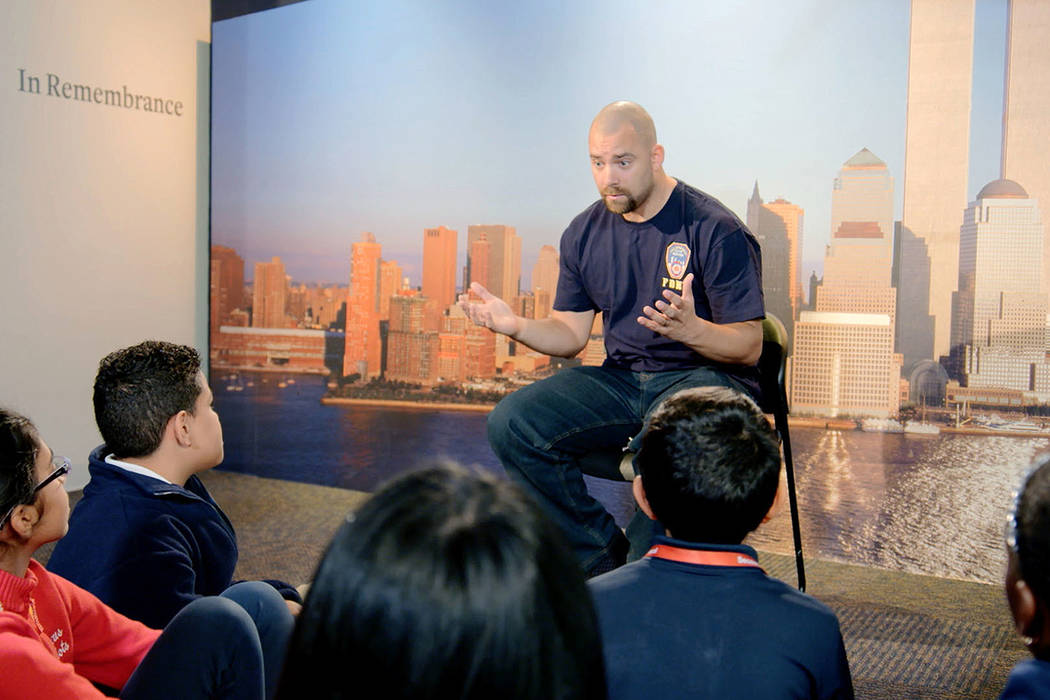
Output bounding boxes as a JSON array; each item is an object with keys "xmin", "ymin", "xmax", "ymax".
[{"xmin": 209, "ymin": 0, "xmax": 1050, "ymax": 584}]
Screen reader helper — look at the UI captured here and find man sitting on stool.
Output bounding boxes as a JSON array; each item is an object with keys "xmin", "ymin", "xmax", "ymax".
[{"xmin": 589, "ymin": 386, "xmax": 853, "ymax": 699}]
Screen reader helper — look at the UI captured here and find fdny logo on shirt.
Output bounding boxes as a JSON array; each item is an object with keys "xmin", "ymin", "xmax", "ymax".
[{"xmin": 663, "ymin": 242, "xmax": 691, "ymax": 290}]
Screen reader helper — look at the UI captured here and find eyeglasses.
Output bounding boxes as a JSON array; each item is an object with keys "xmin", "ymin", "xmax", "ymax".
[{"xmin": 0, "ymin": 455, "xmax": 70, "ymax": 529}]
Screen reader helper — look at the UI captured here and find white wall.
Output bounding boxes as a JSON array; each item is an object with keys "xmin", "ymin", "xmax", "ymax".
[{"xmin": 0, "ymin": 0, "xmax": 211, "ymax": 489}]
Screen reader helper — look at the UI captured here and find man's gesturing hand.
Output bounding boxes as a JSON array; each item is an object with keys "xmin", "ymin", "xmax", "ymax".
[{"xmin": 457, "ymin": 282, "xmax": 522, "ymax": 338}]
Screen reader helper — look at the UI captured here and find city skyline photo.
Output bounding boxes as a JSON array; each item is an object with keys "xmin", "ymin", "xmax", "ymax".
[{"xmin": 211, "ymin": 0, "xmax": 1008, "ymax": 291}]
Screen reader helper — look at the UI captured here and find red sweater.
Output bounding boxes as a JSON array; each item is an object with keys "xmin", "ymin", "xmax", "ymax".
[{"xmin": 0, "ymin": 559, "xmax": 161, "ymax": 698}]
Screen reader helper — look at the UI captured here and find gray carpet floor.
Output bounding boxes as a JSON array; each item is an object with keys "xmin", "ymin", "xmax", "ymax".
[{"xmin": 39, "ymin": 469, "xmax": 1028, "ymax": 699}]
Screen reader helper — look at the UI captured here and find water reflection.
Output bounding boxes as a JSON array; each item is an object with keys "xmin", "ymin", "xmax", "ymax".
[{"xmin": 214, "ymin": 370, "xmax": 1050, "ymax": 584}]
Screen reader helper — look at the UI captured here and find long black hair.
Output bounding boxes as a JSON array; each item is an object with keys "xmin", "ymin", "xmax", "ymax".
[
  {"xmin": 0, "ymin": 408, "xmax": 40, "ymax": 528},
  {"xmin": 276, "ymin": 463, "xmax": 607, "ymax": 700}
]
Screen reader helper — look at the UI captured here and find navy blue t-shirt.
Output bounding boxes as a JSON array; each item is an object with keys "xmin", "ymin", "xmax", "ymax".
[{"xmin": 555, "ymin": 179, "xmax": 764, "ymax": 384}]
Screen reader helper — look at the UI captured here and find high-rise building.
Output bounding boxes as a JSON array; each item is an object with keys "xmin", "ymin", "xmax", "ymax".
[
  {"xmin": 822, "ymin": 149, "xmax": 896, "ymax": 316},
  {"xmin": 343, "ymin": 232, "xmax": 382, "ymax": 378},
  {"xmin": 386, "ymin": 295, "xmax": 440, "ymax": 385},
  {"xmin": 422, "ymin": 225, "xmax": 458, "ymax": 331},
  {"xmin": 764, "ymin": 197, "xmax": 804, "ymax": 323},
  {"xmin": 466, "ymin": 225, "xmax": 521, "ymax": 301},
  {"xmin": 251, "ymin": 256, "xmax": 288, "ymax": 329},
  {"xmin": 532, "ymin": 244, "xmax": 560, "ymax": 320},
  {"xmin": 790, "ymin": 312, "xmax": 900, "ymax": 417},
  {"xmin": 790, "ymin": 150, "xmax": 900, "ymax": 417},
  {"xmin": 746, "ymin": 183, "xmax": 802, "ymax": 336},
  {"xmin": 947, "ymin": 179, "xmax": 1050, "ymax": 392},
  {"xmin": 897, "ymin": 0, "xmax": 975, "ymax": 367},
  {"xmin": 210, "ymin": 245, "xmax": 245, "ymax": 336},
  {"xmin": 378, "ymin": 259, "xmax": 402, "ymax": 321},
  {"xmin": 1001, "ymin": 0, "xmax": 1050, "ymax": 301}
]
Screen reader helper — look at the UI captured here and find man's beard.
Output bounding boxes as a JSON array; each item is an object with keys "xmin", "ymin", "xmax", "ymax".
[{"xmin": 602, "ymin": 181, "xmax": 652, "ymax": 215}]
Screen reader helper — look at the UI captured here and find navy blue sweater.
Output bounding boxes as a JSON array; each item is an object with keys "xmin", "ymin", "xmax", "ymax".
[
  {"xmin": 47, "ymin": 446, "xmax": 298, "ymax": 628},
  {"xmin": 589, "ymin": 536, "xmax": 853, "ymax": 700}
]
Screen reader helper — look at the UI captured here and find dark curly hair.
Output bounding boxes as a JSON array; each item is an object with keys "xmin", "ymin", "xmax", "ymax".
[
  {"xmin": 93, "ymin": 340, "xmax": 202, "ymax": 458},
  {"xmin": 636, "ymin": 385, "xmax": 781, "ymax": 544}
]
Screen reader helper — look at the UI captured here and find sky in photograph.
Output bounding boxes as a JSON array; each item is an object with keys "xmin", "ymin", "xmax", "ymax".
[{"xmin": 211, "ymin": 0, "xmax": 1008, "ymax": 294}]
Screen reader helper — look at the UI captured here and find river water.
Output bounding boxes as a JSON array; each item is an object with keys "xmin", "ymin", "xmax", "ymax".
[{"xmin": 212, "ymin": 371, "xmax": 1050, "ymax": 584}]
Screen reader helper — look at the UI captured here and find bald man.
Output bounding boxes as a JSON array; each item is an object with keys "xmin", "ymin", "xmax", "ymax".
[{"xmin": 458, "ymin": 101, "xmax": 765, "ymax": 577}]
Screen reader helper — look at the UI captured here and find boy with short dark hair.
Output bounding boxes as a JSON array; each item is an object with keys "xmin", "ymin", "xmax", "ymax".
[
  {"xmin": 589, "ymin": 386, "xmax": 853, "ymax": 699},
  {"xmin": 47, "ymin": 340, "xmax": 300, "ymax": 632}
]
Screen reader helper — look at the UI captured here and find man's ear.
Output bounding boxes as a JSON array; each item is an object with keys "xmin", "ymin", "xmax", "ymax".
[
  {"xmin": 651, "ymin": 143, "xmax": 665, "ymax": 171},
  {"xmin": 633, "ymin": 476, "xmax": 657, "ymax": 521},
  {"xmin": 170, "ymin": 410, "xmax": 193, "ymax": 448}
]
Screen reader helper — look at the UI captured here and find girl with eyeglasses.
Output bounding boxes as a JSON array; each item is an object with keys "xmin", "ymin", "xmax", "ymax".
[{"xmin": 0, "ymin": 407, "xmax": 286, "ymax": 700}]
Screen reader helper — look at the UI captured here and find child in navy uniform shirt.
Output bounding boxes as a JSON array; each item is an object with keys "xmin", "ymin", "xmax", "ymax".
[
  {"xmin": 1000, "ymin": 456, "xmax": 1050, "ymax": 699},
  {"xmin": 589, "ymin": 386, "xmax": 853, "ymax": 699}
]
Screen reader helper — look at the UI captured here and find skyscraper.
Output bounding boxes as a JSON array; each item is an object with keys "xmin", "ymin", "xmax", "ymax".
[
  {"xmin": 386, "ymin": 294, "xmax": 440, "ymax": 385},
  {"xmin": 897, "ymin": 0, "xmax": 975, "ymax": 366},
  {"xmin": 466, "ymin": 225, "xmax": 521, "ymax": 302},
  {"xmin": 210, "ymin": 245, "xmax": 244, "ymax": 334},
  {"xmin": 763, "ymin": 197, "xmax": 804, "ymax": 323},
  {"xmin": 422, "ymin": 225, "xmax": 458, "ymax": 331},
  {"xmin": 790, "ymin": 150, "xmax": 900, "ymax": 418},
  {"xmin": 746, "ymin": 183, "xmax": 802, "ymax": 336},
  {"xmin": 378, "ymin": 259, "xmax": 402, "ymax": 321},
  {"xmin": 1001, "ymin": 0, "xmax": 1050, "ymax": 301},
  {"xmin": 251, "ymin": 256, "xmax": 288, "ymax": 329},
  {"xmin": 343, "ymin": 232, "xmax": 382, "ymax": 378},
  {"xmin": 531, "ymin": 244, "xmax": 559, "ymax": 320},
  {"xmin": 948, "ymin": 179, "xmax": 1049, "ymax": 391}
]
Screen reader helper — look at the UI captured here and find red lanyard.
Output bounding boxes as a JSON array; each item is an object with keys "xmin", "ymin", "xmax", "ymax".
[{"xmin": 645, "ymin": 544, "xmax": 762, "ymax": 570}]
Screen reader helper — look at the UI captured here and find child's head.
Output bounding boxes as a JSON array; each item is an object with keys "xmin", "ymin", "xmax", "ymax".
[
  {"xmin": 93, "ymin": 341, "xmax": 215, "ymax": 462},
  {"xmin": 1006, "ymin": 455, "xmax": 1050, "ymax": 657},
  {"xmin": 0, "ymin": 408, "xmax": 70, "ymax": 551},
  {"xmin": 277, "ymin": 463, "xmax": 607, "ymax": 700},
  {"xmin": 635, "ymin": 385, "xmax": 781, "ymax": 544}
]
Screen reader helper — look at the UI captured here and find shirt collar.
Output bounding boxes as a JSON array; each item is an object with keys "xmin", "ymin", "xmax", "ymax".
[{"xmin": 104, "ymin": 454, "xmax": 173, "ymax": 485}]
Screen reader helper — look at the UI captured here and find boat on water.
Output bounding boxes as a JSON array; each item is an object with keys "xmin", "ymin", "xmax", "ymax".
[
  {"xmin": 903, "ymin": 421, "xmax": 940, "ymax": 435},
  {"xmin": 860, "ymin": 418, "xmax": 904, "ymax": 433}
]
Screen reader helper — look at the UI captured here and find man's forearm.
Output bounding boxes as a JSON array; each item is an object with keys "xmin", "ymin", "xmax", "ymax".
[
  {"xmin": 681, "ymin": 320, "xmax": 762, "ymax": 365},
  {"xmin": 511, "ymin": 317, "xmax": 590, "ymax": 358}
]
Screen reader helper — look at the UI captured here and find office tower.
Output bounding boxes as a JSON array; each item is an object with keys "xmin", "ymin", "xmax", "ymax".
[
  {"xmin": 378, "ymin": 259, "xmax": 402, "ymax": 321},
  {"xmin": 210, "ymin": 245, "xmax": 244, "ymax": 334},
  {"xmin": 343, "ymin": 232, "xmax": 382, "ymax": 378},
  {"xmin": 948, "ymin": 179, "xmax": 1049, "ymax": 391},
  {"xmin": 466, "ymin": 225, "xmax": 521, "ymax": 301},
  {"xmin": 791, "ymin": 313, "xmax": 899, "ymax": 417},
  {"xmin": 532, "ymin": 244, "xmax": 560, "ymax": 320},
  {"xmin": 1001, "ymin": 0, "xmax": 1050, "ymax": 300},
  {"xmin": 251, "ymin": 256, "xmax": 288, "ymax": 329},
  {"xmin": 746, "ymin": 183, "xmax": 802, "ymax": 336},
  {"xmin": 790, "ymin": 150, "xmax": 900, "ymax": 418},
  {"xmin": 466, "ymin": 235, "xmax": 491, "ymax": 292},
  {"xmin": 821, "ymin": 149, "xmax": 897, "ymax": 322},
  {"xmin": 422, "ymin": 226, "xmax": 458, "ymax": 331},
  {"xmin": 386, "ymin": 295, "xmax": 440, "ymax": 385},
  {"xmin": 764, "ymin": 197, "xmax": 804, "ymax": 323},
  {"xmin": 897, "ymin": 0, "xmax": 975, "ymax": 367}
]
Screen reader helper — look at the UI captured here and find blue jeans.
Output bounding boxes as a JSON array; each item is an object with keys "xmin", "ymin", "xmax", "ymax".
[
  {"xmin": 487, "ymin": 364, "xmax": 747, "ymax": 571},
  {"xmin": 122, "ymin": 582, "xmax": 293, "ymax": 700}
]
